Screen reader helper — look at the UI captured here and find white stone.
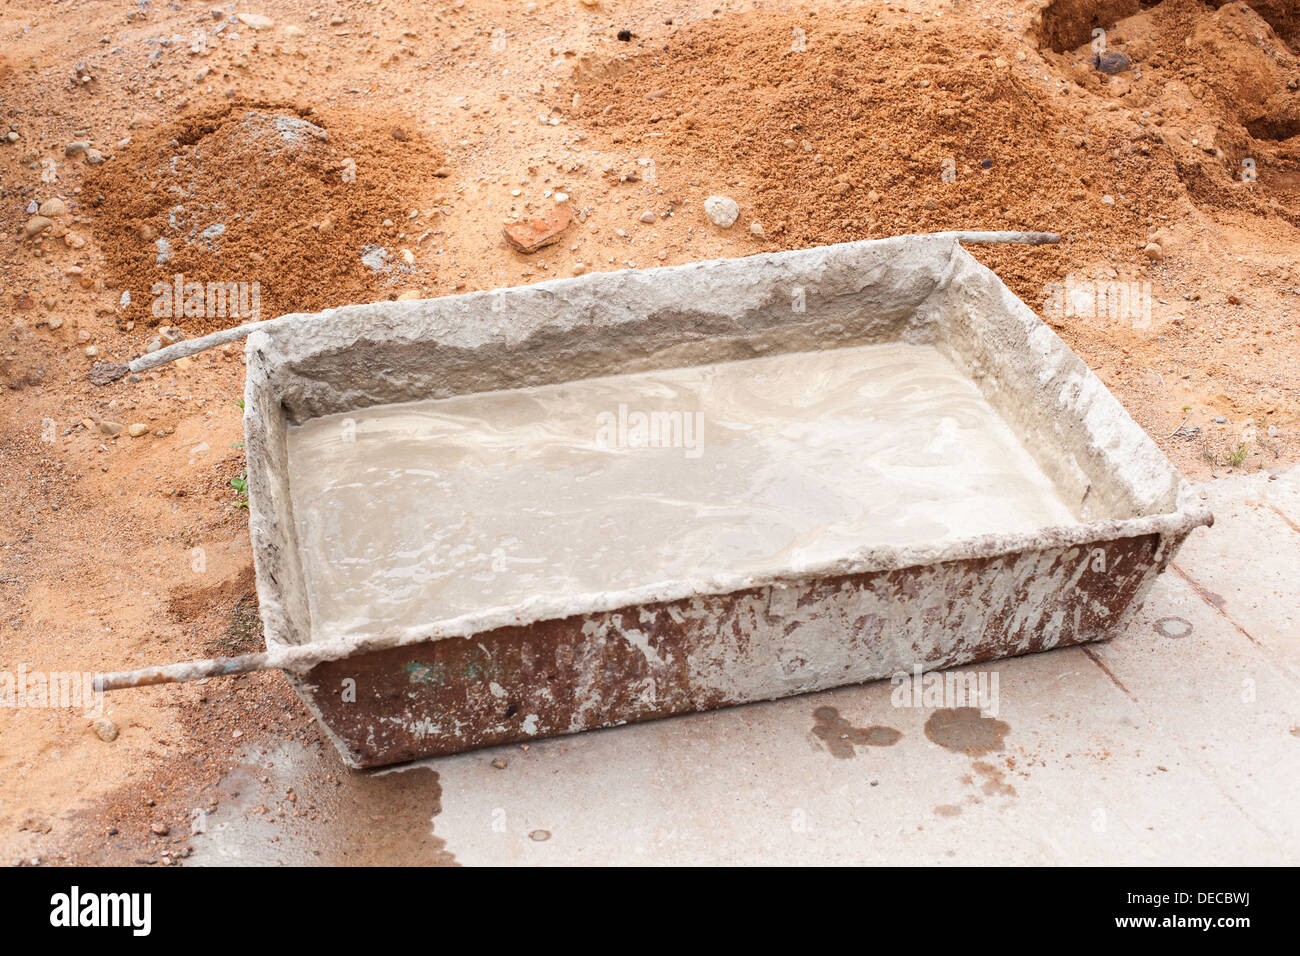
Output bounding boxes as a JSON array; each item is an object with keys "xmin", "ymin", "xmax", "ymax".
[{"xmin": 704, "ymin": 195, "xmax": 739, "ymax": 228}]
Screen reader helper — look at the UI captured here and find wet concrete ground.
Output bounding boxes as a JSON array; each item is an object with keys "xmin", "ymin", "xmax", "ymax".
[{"xmin": 189, "ymin": 467, "xmax": 1300, "ymax": 866}]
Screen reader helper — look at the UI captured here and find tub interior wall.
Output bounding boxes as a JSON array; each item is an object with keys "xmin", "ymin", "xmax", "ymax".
[{"xmin": 926, "ymin": 250, "xmax": 1182, "ymax": 521}]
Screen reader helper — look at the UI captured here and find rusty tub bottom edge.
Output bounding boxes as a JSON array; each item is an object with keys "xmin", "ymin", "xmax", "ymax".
[{"xmin": 292, "ymin": 532, "xmax": 1178, "ymax": 768}]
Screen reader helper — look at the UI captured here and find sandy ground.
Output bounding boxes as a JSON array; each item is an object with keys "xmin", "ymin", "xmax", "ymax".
[{"xmin": 1, "ymin": 0, "xmax": 1297, "ymax": 865}]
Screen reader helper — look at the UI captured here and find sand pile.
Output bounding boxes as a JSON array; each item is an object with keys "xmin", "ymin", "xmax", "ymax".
[
  {"xmin": 569, "ymin": 6, "xmax": 1298, "ymax": 299},
  {"xmin": 1038, "ymin": 0, "xmax": 1299, "ymax": 53},
  {"xmin": 568, "ymin": 12, "xmax": 1189, "ymax": 301},
  {"xmin": 86, "ymin": 102, "xmax": 443, "ymax": 333},
  {"xmin": 1045, "ymin": 0, "xmax": 1300, "ymax": 205}
]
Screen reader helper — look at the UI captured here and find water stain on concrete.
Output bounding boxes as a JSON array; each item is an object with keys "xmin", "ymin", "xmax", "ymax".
[
  {"xmin": 924, "ymin": 707, "xmax": 1010, "ymax": 757},
  {"xmin": 189, "ymin": 740, "xmax": 457, "ymax": 866},
  {"xmin": 1153, "ymin": 616, "xmax": 1194, "ymax": 639},
  {"xmin": 811, "ymin": 706, "xmax": 901, "ymax": 759},
  {"xmin": 971, "ymin": 759, "xmax": 1017, "ymax": 797}
]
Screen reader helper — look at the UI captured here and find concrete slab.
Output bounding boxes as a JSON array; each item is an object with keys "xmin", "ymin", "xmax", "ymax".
[{"xmin": 189, "ymin": 467, "xmax": 1300, "ymax": 866}]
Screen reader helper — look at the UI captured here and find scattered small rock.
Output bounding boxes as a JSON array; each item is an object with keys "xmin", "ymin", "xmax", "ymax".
[
  {"xmin": 150, "ymin": 823, "xmax": 170, "ymax": 836},
  {"xmin": 1094, "ymin": 51, "xmax": 1132, "ymax": 75},
  {"xmin": 92, "ymin": 718, "xmax": 119, "ymax": 742},
  {"xmin": 98, "ymin": 420, "xmax": 123, "ymax": 436},
  {"xmin": 89, "ymin": 362, "xmax": 128, "ymax": 385},
  {"xmin": 704, "ymin": 195, "xmax": 739, "ymax": 228},
  {"xmin": 638, "ymin": 210, "xmax": 655, "ymax": 224},
  {"xmin": 1143, "ymin": 242, "xmax": 1163, "ymax": 262},
  {"xmin": 503, "ymin": 206, "xmax": 573, "ymax": 253},
  {"xmin": 23, "ymin": 216, "xmax": 53, "ymax": 239},
  {"xmin": 37, "ymin": 197, "xmax": 69, "ymax": 217},
  {"xmin": 127, "ymin": 423, "xmax": 149, "ymax": 438},
  {"xmin": 236, "ymin": 12, "xmax": 274, "ymax": 31}
]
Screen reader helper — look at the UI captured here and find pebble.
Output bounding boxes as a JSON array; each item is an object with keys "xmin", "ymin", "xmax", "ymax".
[
  {"xmin": 236, "ymin": 12, "xmax": 275, "ymax": 31},
  {"xmin": 84, "ymin": 345, "xmax": 99, "ymax": 358},
  {"xmin": 89, "ymin": 363, "xmax": 128, "ymax": 386},
  {"xmin": 92, "ymin": 717, "xmax": 119, "ymax": 742},
  {"xmin": 749, "ymin": 221, "xmax": 765, "ymax": 237},
  {"xmin": 151, "ymin": 823, "xmax": 170, "ymax": 836},
  {"xmin": 85, "ymin": 148, "xmax": 104, "ymax": 165},
  {"xmin": 99, "ymin": 420, "xmax": 123, "ymax": 436},
  {"xmin": 127, "ymin": 423, "xmax": 149, "ymax": 438},
  {"xmin": 704, "ymin": 195, "xmax": 739, "ymax": 228},
  {"xmin": 1142, "ymin": 242, "xmax": 1163, "ymax": 262},
  {"xmin": 638, "ymin": 210, "xmax": 655, "ymax": 224},
  {"xmin": 46, "ymin": 317, "xmax": 64, "ymax": 330},
  {"xmin": 572, "ymin": 262, "xmax": 587, "ymax": 275},
  {"xmin": 38, "ymin": 197, "xmax": 69, "ymax": 217},
  {"xmin": 1094, "ymin": 51, "xmax": 1133, "ymax": 75},
  {"xmin": 503, "ymin": 206, "xmax": 572, "ymax": 253},
  {"xmin": 160, "ymin": 326, "xmax": 185, "ymax": 345},
  {"xmin": 23, "ymin": 216, "xmax": 53, "ymax": 239},
  {"xmin": 1101, "ymin": 195, "xmax": 1115, "ymax": 205},
  {"xmin": 491, "ymin": 758, "xmax": 508, "ymax": 769}
]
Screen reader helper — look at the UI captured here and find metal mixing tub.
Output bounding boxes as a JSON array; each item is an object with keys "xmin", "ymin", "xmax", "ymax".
[{"xmin": 239, "ymin": 234, "xmax": 1211, "ymax": 767}]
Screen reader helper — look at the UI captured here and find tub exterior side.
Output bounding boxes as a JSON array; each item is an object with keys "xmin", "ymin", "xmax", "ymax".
[{"xmin": 294, "ymin": 528, "xmax": 1189, "ymax": 768}]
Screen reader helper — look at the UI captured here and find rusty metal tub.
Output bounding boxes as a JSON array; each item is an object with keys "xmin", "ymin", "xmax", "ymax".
[{"xmin": 237, "ymin": 234, "xmax": 1210, "ymax": 768}]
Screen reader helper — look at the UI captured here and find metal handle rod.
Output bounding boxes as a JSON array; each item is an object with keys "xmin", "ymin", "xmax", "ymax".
[
  {"xmin": 129, "ymin": 316, "xmax": 282, "ymax": 373},
  {"xmin": 93, "ymin": 641, "xmax": 346, "ymax": 691},
  {"xmin": 938, "ymin": 230, "xmax": 1060, "ymax": 245}
]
